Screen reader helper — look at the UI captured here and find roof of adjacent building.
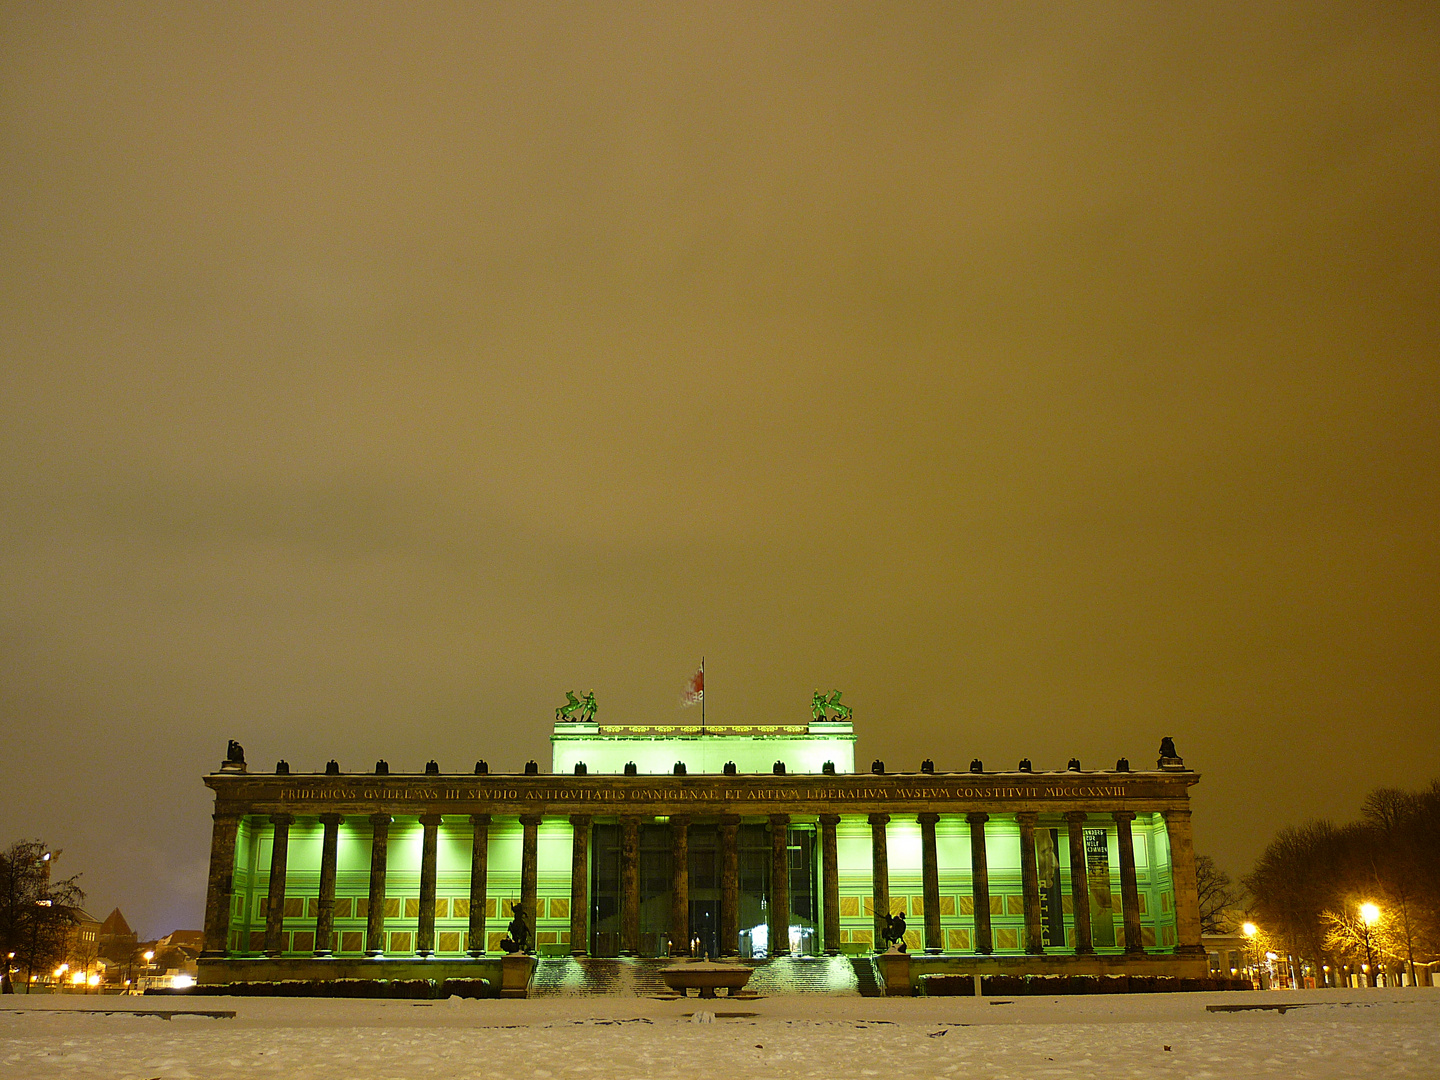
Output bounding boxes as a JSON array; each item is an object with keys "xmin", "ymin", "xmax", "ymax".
[{"xmin": 99, "ymin": 908, "xmax": 134, "ymax": 938}]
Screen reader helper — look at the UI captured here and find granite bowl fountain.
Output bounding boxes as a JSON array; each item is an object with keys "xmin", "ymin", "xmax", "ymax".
[{"xmin": 661, "ymin": 957, "xmax": 752, "ymax": 999}]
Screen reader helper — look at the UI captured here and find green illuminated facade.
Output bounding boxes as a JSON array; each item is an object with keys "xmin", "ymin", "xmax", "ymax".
[{"xmin": 200, "ymin": 720, "xmax": 1206, "ymax": 982}]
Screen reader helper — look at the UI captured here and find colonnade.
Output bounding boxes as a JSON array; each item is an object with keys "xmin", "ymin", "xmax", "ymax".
[{"xmin": 201, "ymin": 807, "xmax": 1205, "ymax": 959}]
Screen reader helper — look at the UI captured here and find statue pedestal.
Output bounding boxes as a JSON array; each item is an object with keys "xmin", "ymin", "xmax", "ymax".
[
  {"xmin": 878, "ymin": 949, "xmax": 912, "ymax": 996},
  {"xmin": 500, "ymin": 953, "xmax": 535, "ymax": 998}
]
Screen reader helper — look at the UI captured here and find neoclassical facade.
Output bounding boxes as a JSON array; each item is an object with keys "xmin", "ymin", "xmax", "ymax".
[{"xmin": 198, "ymin": 719, "xmax": 1206, "ymax": 982}]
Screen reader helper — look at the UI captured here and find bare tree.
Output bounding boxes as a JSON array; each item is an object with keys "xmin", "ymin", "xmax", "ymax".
[
  {"xmin": 1245, "ymin": 781, "xmax": 1440, "ymax": 986},
  {"xmin": 0, "ymin": 841, "xmax": 85, "ymax": 993},
  {"xmin": 1195, "ymin": 855, "xmax": 1242, "ymax": 934}
]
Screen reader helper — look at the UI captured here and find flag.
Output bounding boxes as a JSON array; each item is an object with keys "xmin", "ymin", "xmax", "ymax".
[{"xmin": 681, "ymin": 662, "xmax": 704, "ymax": 707}]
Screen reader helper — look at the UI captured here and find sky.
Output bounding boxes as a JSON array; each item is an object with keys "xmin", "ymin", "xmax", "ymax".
[{"xmin": 1, "ymin": 2, "xmax": 1436, "ymax": 939}]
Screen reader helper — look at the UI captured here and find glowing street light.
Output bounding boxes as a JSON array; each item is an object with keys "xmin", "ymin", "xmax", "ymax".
[
  {"xmin": 1241, "ymin": 922, "xmax": 1259, "ymax": 987},
  {"xmin": 1360, "ymin": 902, "xmax": 1380, "ymax": 987}
]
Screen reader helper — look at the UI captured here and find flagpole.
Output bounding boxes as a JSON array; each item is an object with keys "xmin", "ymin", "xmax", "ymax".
[{"xmin": 701, "ymin": 656, "xmax": 705, "ymax": 731}]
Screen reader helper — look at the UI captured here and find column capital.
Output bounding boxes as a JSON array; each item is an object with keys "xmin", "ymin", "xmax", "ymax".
[
  {"xmin": 670, "ymin": 814, "xmax": 692, "ymax": 828},
  {"xmin": 269, "ymin": 812, "xmax": 295, "ymax": 827},
  {"xmin": 1064, "ymin": 810, "xmax": 1088, "ymax": 824},
  {"xmin": 868, "ymin": 812, "xmax": 890, "ymax": 827},
  {"xmin": 818, "ymin": 813, "xmax": 841, "ymax": 826},
  {"xmin": 419, "ymin": 813, "xmax": 443, "ymax": 827},
  {"xmin": 917, "ymin": 812, "xmax": 940, "ymax": 826},
  {"xmin": 469, "ymin": 813, "xmax": 492, "ymax": 827},
  {"xmin": 369, "ymin": 812, "xmax": 393, "ymax": 828},
  {"xmin": 1162, "ymin": 807, "xmax": 1192, "ymax": 822},
  {"xmin": 319, "ymin": 813, "xmax": 343, "ymax": 826},
  {"xmin": 1015, "ymin": 811, "xmax": 1039, "ymax": 827},
  {"xmin": 768, "ymin": 812, "xmax": 790, "ymax": 826},
  {"xmin": 966, "ymin": 811, "xmax": 989, "ymax": 826},
  {"xmin": 1111, "ymin": 810, "xmax": 1137, "ymax": 824},
  {"xmin": 569, "ymin": 813, "xmax": 593, "ymax": 827},
  {"xmin": 520, "ymin": 813, "xmax": 543, "ymax": 826},
  {"xmin": 718, "ymin": 814, "xmax": 742, "ymax": 829},
  {"xmin": 212, "ymin": 809, "xmax": 244, "ymax": 822}
]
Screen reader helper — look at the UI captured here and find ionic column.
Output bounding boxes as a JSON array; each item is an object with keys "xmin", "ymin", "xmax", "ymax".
[
  {"xmin": 1017, "ymin": 812, "xmax": 1044, "ymax": 955},
  {"xmin": 365, "ymin": 813, "xmax": 391, "ymax": 956},
  {"xmin": 417, "ymin": 814, "xmax": 442, "ymax": 956},
  {"xmin": 718, "ymin": 815, "xmax": 740, "ymax": 956},
  {"xmin": 868, "ymin": 813, "xmax": 890, "ymax": 951},
  {"xmin": 918, "ymin": 813, "xmax": 941, "ymax": 954},
  {"xmin": 1163, "ymin": 808, "xmax": 1205, "ymax": 954},
  {"xmin": 466, "ymin": 814, "xmax": 491, "ymax": 956},
  {"xmin": 620, "ymin": 815, "xmax": 640, "ymax": 955},
  {"xmin": 819, "ymin": 814, "xmax": 841, "ymax": 955},
  {"xmin": 1065, "ymin": 811, "xmax": 1094, "ymax": 955},
  {"xmin": 967, "ymin": 812, "xmax": 992, "ymax": 955},
  {"xmin": 769, "ymin": 814, "xmax": 790, "ymax": 957},
  {"xmin": 314, "ymin": 813, "xmax": 341, "ymax": 956},
  {"xmin": 520, "ymin": 814, "xmax": 542, "ymax": 950},
  {"xmin": 569, "ymin": 815, "xmax": 591, "ymax": 956},
  {"xmin": 670, "ymin": 815, "xmax": 691, "ymax": 956},
  {"xmin": 263, "ymin": 813, "xmax": 295, "ymax": 957},
  {"xmin": 201, "ymin": 812, "xmax": 242, "ymax": 957},
  {"xmin": 1113, "ymin": 811, "xmax": 1144, "ymax": 954}
]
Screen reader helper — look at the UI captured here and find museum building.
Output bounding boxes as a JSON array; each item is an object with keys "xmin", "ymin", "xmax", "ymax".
[{"xmin": 197, "ymin": 714, "xmax": 1207, "ymax": 985}]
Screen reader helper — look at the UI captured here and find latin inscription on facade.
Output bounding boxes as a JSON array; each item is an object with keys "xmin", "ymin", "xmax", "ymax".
[{"xmin": 273, "ymin": 783, "xmax": 1133, "ymax": 803}]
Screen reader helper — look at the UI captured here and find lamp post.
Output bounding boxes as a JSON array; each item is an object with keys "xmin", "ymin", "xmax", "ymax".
[
  {"xmin": 1242, "ymin": 922, "xmax": 1259, "ymax": 988},
  {"xmin": 1360, "ymin": 903, "xmax": 1380, "ymax": 988}
]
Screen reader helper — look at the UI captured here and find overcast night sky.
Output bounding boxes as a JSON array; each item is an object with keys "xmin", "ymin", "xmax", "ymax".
[{"xmin": 2, "ymin": 3, "xmax": 1437, "ymax": 938}]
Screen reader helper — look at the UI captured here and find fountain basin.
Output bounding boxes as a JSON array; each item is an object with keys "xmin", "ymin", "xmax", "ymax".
[{"xmin": 661, "ymin": 961, "xmax": 752, "ymax": 999}]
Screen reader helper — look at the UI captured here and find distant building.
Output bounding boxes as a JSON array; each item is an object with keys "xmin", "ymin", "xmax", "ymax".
[
  {"xmin": 58, "ymin": 907, "xmax": 102, "ymax": 983},
  {"xmin": 97, "ymin": 908, "xmax": 138, "ymax": 965}
]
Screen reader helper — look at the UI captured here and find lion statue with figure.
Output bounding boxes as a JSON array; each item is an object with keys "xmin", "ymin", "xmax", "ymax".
[
  {"xmin": 556, "ymin": 689, "xmax": 598, "ymax": 722},
  {"xmin": 810, "ymin": 689, "xmax": 852, "ymax": 722}
]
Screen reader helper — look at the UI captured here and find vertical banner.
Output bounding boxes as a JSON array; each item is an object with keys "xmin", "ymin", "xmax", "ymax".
[
  {"xmin": 1036, "ymin": 827, "xmax": 1065, "ymax": 948},
  {"xmin": 1084, "ymin": 828, "xmax": 1116, "ymax": 948}
]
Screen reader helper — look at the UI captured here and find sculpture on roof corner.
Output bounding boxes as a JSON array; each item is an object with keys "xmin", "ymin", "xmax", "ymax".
[
  {"xmin": 556, "ymin": 689, "xmax": 598, "ymax": 722},
  {"xmin": 810, "ymin": 689, "xmax": 852, "ymax": 722}
]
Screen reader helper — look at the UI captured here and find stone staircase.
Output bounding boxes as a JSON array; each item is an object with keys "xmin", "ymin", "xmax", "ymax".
[
  {"xmin": 747, "ymin": 955, "xmax": 860, "ymax": 996},
  {"xmin": 529, "ymin": 957, "xmax": 675, "ymax": 997},
  {"xmin": 529, "ymin": 955, "xmax": 862, "ymax": 997},
  {"xmin": 850, "ymin": 955, "xmax": 883, "ymax": 997}
]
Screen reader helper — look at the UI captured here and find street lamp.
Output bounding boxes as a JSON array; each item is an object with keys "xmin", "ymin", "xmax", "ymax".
[
  {"xmin": 1360, "ymin": 902, "xmax": 1380, "ymax": 987},
  {"xmin": 1242, "ymin": 922, "xmax": 1259, "ymax": 988}
]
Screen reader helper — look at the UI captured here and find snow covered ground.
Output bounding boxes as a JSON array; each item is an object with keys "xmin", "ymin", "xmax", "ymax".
[{"xmin": 3, "ymin": 988, "xmax": 1437, "ymax": 1079}]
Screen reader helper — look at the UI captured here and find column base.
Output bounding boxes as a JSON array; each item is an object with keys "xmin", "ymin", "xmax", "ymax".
[
  {"xmin": 571, "ymin": 950, "xmax": 588, "ymax": 957},
  {"xmin": 311, "ymin": 950, "xmax": 333, "ymax": 958},
  {"xmin": 364, "ymin": 950, "xmax": 384, "ymax": 958},
  {"xmin": 466, "ymin": 950, "xmax": 483, "ymax": 958},
  {"xmin": 416, "ymin": 950, "xmax": 434, "ymax": 958},
  {"xmin": 264, "ymin": 951, "xmax": 282, "ymax": 959},
  {"xmin": 924, "ymin": 947, "xmax": 942, "ymax": 955}
]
